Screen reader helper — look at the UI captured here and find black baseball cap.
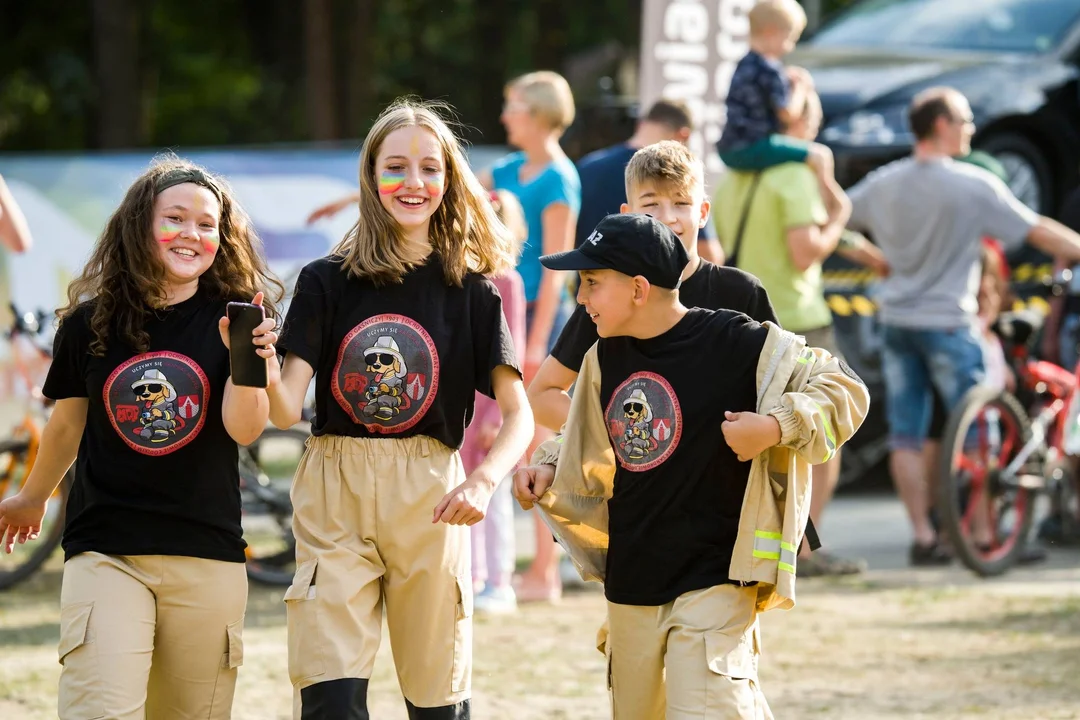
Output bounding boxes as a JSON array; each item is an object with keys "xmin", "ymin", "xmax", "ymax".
[{"xmin": 539, "ymin": 213, "xmax": 689, "ymax": 289}]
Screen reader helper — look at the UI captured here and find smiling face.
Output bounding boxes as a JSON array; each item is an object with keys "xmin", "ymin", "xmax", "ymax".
[
  {"xmin": 375, "ymin": 126, "xmax": 446, "ymax": 238},
  {"xmin": 153, "ymin": 183, "xmax": 221, "ymax": 291},
  {"xmin": 622, "ymin": 180, "xmax": 708, "ymax": 255},
  {"xmin": 576, "ymin": 268, "xmax": 639, "ymax": 338}
]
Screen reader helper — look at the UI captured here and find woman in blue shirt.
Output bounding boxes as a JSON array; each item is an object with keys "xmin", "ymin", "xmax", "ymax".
[{"xmin": 481, "ymin": 70, "xmax": 581, "ymax": 602}]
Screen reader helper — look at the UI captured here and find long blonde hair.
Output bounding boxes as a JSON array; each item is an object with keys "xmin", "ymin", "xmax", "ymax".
[{"xmin": 333, "ymin": 98, "xmax": 515, "ymax": 286}]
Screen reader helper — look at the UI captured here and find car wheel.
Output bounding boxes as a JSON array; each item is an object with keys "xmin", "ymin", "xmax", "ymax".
[{"xmin": 976, "ymin": 132, "xmax": 1054, "ymax": 214}]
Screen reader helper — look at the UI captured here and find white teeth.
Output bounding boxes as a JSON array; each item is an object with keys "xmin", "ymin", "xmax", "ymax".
[
  {"xmin": 172, "ymin": 248, "xmax": 196, "ymax": 257},
  {"xmin": 399, "ymin": 197, "xmax": 424, "ymax": 205}
]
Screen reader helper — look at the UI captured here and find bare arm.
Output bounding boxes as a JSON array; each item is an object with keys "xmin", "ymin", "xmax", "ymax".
[
  {"xmin": 268, "ymin": 355, "xmax": 314, "ymax": 429},
  {"xmin": 835, "ymin": 231, "xmax": 889, "ymax": 276},
  {"xmin": 527, "ymin": 354, "xmax": 579, "ymax": 432},
  {"xmin": 222, "ymin": 381, "xmax": 271, "ymax": 447},
  {"xmin": 478, "ymin": 169, "xmax": 494, "ymax": 191},
  {"xmin": 15, "ymin": 399, "xmax": 85, "ymax": 501},
  {"xmin": 0, "ymin": 175, "xmax": 33, "ymax": 253},
  {"xmin": 473, "ymin": 365, "xmax": 535, "ymax": 485},
  {"xmin": 1026, "ymin": 217, "xmax": 1080, "ymax": 264},
  {"xmin": 307, "ymin": 191, "xmax": 361, "ymax": 225},
  {"xmin": 0, "ymin": 398, "xmax": 86, "ymax": 551},
  {"xmin": 434, "ymin": 365, "xmax": 534, "ymax": 525},
  {"xmin": 526, "ymin": 202, "xmax": 575, "ymax": 379}
]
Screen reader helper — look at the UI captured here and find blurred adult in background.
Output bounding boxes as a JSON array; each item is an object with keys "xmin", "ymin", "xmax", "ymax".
[
  {"xmin": 713, "ymin": 88, "xmax": 883, "ymax": 577},
  {"xmin": 479, "ymin": 71, "xmax": 581, "ymax": 603},
  {"xmin": 846, "ymin": 87, "xmax": 1080, "ymax": 565},
  {"xmin": 574, "ymin": 99, "xmax": 723, "ymax": 263}
]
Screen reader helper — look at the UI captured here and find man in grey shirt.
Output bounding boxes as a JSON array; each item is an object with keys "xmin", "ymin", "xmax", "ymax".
[{"xmin": 847, "ymin": 86, "xmax": 1080, "ymax": 565}]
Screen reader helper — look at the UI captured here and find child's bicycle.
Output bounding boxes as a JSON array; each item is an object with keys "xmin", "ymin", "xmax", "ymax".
[
  {"xmin": 937, "ymin": 276, "xmax": 1080, "ymax": 577},
  {"xmin": 0, "ymin": 304, "xmax": 70, "ymax": 591}
]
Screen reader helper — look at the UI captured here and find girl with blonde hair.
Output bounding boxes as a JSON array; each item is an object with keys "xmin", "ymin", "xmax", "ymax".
[{"xmin": 272, "ymin": 98, "xmax": 534, "ymax": 719}]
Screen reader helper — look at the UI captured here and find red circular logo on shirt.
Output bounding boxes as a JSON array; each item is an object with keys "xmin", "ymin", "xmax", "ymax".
[
  {"xmin": 332, "ymin": 314, "xmax": 440, "ymax": 433},
  {"xmin": 103, "ymin": 352, "xmax": 210, "ymax": 457},
  {"xmin": 604, "ymin": 372, "xmax": 682, "ymax": 472}
]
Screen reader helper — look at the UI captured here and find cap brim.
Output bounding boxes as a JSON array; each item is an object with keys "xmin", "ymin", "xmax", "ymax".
[{"xmin": 539, "ymin": 248, "xmax": 608, "ymax": 272}]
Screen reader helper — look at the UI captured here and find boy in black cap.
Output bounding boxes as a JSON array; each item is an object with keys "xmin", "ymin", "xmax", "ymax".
[{"xmin": 514, "ymin": 213, "xmax": 869, "ymax": 719}]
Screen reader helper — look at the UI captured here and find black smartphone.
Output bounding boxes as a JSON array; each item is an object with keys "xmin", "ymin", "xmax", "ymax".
[{"xmin": 227, "ymin": 302, "xmax": 269, "ymax": 388}]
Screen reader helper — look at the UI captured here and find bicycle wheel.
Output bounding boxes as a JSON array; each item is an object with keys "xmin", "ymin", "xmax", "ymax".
[
  {"xmin": 0, "ymin": 444, "xmax": 70, "ymax": 592},
  {"xmin": 241, "ymin": 427, "xmax": 306, "ymax": 586},
  {"xmin": 938, "ymin": 385, "xmax": 1036, "ymax": 577}
]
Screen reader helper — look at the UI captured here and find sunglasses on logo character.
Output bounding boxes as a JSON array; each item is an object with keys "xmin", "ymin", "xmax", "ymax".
[
  {"xmin": 625, "ymin": 403, "xmax": 644, "ymax": 414},
  {"xmin": 139, "ymin": 384, "xmax": 164, "ymax": 394},
  {"xmin": 365, "ymin": 353, "xmax": 396, "ymax": 366}
]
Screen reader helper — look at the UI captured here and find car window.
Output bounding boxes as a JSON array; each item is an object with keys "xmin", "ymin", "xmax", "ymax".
[{"xmin": 809, "ymin": 0, "xmax": 1080, "ymax": 54}]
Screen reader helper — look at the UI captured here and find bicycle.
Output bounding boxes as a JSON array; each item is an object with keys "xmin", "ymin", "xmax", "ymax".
[
  {"xmin": 240, "ymin": 423, "xmax": 306, "ymax": 586},
  {"xmin": 0, "ymin": 304, "xmax": 71, "ymax": 591},
  {"xmin": 937, "ymin": 275, "xmax": 1080, "ymax": 577}
]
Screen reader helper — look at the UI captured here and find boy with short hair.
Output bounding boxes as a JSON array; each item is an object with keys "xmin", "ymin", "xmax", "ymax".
[
  {"xmin": 718, "ymin": 0, "xmax": 843, "ymax": 203},
  {"xmin": 528, "ymin": 140, "xmax": 777, "ymax": 432},
  {"xmin": 514, "ymin": 213, "xmax": 869, "ymax": 719}
]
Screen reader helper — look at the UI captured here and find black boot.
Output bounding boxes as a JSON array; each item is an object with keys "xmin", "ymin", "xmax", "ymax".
[
  {"xmin": 405, "ymin": 698, "xmax": 471, "ymax": 719},
  {"xmin": 300, "ymin": 678, "xmax": 370, "ymax": 720}
]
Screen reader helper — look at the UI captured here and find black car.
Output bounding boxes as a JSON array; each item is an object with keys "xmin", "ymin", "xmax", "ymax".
[{"xmin": 793, "ymin": 0, "xmax": 1080, "ymax": 216}]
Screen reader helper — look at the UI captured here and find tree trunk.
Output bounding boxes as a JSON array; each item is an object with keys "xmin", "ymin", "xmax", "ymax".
[
  {"xmin": 473, "ymin": 0, "xmax": 511, "ymax": 143},
  {"xmin": 344, "ymin": 0, "xmax": 376, "ymax": 138},
  {"xmin": 92, "ymin": 0, "xmax": 141, "ymax": 149},
  {"xmin": 304, "ymin": 0, "xmax": 339, "ymax": 140}
]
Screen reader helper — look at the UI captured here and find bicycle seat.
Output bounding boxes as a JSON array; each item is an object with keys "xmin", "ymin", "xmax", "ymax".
[{"xmin": 994, "ymin": 310, "xmax": 1045, "ymax": 348}]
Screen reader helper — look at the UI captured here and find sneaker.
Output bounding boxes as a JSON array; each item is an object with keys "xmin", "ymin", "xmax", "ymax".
[
  {"xmin": 909, "ymin": 540, "xmax": 953, "ymax": 566},
  {"xmin": 473, "ymin": 584, "xmax": 518, "ymax": 615},
  {"xmin": 798, "ymin": 550, "xmax": 867, "ymax": 577}
]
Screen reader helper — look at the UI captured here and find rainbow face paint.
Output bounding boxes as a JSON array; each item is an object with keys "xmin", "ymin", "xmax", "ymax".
[
  {"xmin": 424, "ymin": 174, "xmax": 445, "ymax": 198},
  {"xmin": 201, "ymin": 228, "xmax": 220, "ymax": 254},
  {"xmin": 379, "ymin": 170, "xmax": 406, "ymax": 195},
  {"xmin": 157, "ymin": 222, "xmax": 182, "ymax": 244}
]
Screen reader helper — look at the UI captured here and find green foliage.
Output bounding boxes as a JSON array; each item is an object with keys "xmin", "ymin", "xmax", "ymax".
[{"xmin": 0, "ymin": 0, "xmax": 861, "ymax": 152}]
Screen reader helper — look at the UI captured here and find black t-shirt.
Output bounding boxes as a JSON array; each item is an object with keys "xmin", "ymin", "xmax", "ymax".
[
  {"xmin": 552, "ymin": 259, "xmax": 777, "ymax": 372},
  {"xmin": 43, "ymin": 289, "xmax": 245, "ymax": 563},
  {"xmin": 278, "ymin": 254, "xmax": 519, "ymax": 448},
  {"xmin": 598, "ymin": 308, "xmax": 769, "ymax": 605}
]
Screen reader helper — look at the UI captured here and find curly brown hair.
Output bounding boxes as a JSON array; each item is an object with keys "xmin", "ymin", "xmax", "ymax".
[{"xmin": 59, "ymin": 156, "xmax": 284, "ymax": 355}]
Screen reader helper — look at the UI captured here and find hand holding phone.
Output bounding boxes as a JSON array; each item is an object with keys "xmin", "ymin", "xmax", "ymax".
[{"xmin": 226, "ymin": 301, "xmax": 269, "ymax": 388}]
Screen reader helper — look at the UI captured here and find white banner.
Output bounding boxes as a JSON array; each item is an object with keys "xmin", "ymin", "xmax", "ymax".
[{"xmin": 639, "ymin": 0, "xmax": 756, "ymax": 189}]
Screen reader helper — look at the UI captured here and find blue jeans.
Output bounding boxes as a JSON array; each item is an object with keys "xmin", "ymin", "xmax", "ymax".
[{"xmin": 880, "ymin": 325, "xmax": 986, "ymax": 451}]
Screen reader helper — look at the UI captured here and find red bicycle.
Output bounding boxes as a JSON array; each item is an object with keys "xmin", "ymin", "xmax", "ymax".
[{"xmin": 938, "ymin": 280, "xmax": 1080, "ymax": 576}]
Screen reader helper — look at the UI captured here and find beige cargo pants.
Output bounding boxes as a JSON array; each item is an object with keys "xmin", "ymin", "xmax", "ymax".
[
  {"xmin": 57, "ymin": 552, "xmax": 247, "ymax": 720},
  {"xmin": 602, "ymin": 583, "xmax": 773, "ymax": 720},
  {"xmin": 286, "ymin": 434, "xmax": 472, "ymax": 719}
]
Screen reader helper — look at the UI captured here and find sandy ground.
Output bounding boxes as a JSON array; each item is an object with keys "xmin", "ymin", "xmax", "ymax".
[{"xmin": 2, "ymin": 553, "xmax": 1079, "ymax": 719}]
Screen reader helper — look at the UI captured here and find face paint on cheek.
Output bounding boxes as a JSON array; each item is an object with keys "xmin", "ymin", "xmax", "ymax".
[
  {"xmin": 379, "ymin": 170, "xmax": 406, "ymax": 195},
  {"xmin": 201, "ymin": 228, "xmax": 220, "ymax": 254},
  {"xmin": 157, "ymin": 222, "xmax": 182, "ymax": 244},
  {"xmin": 425, "ymin": 175, "xmax": 444, "ymax": 198}
]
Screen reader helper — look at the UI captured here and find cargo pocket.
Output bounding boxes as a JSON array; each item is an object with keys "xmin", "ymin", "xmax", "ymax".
[
  {"xmin": 451, "ymin": 574, "xmax": 473, "ymax": 694},
  {"xmin": 704, "ymin": 629, "xmax": 761, "ymax": 718},
  {"xmin": 209, "ymin": 616, "xmax": 245, "ymax": 717},
  {"xmin": 57, "ymin": 601, "xmax": 105, "ymax": 720},
  {"xmin": 223, "ymin": 616, "xmax": 245, "ymax": 669},
  {"xmin": 284, "ymin": 559, "xmax": 325, "ymax": 684}
]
